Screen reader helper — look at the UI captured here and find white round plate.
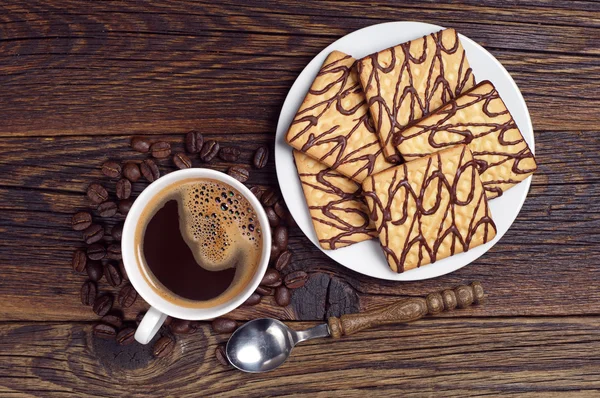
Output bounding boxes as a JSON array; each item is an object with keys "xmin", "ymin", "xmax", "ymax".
[{"xmin": 275, "ymin": 21, "xmax": 534, "ymax": 281}]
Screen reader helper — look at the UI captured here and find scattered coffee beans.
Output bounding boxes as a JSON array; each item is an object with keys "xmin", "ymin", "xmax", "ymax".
[
  {"xmin": 284, "ymin": 271, "xmax": 308, "ymax": 289},
  {"xmin": 140, "ymin": 158, "xmax": 160, "ymax": 182},
  {"xmin": 153, "ymin": 336, "xmax": 175, "ymax": 358},
  {"xmin": 116, "ymin": 178, "xmax": 132, "ymax": 200},
  {"xmin": 253, "ymin": 146, "xmax": 269, "ymax": 169},
  {"xmin": 87, "ymin": 243, "xmax": 106, "ymax": 261},
  {"xmin": 273, "ymin": 201, "xmax": 288, "ymax": 220},
  {"xmin": 244, "ymin": 292, "xmax": 262, "ymax": 306},
  {"xmin": 219, "ymin": 147, "xmax": 240, "ymax": 162},
  {"xmin": 118, "ymin": 199, "xmax": 133, "ymax": 215},
  {"xmin": 111, "ymin": 222, "xmax": 124, "ymax": 241},
  {"xmin": 211, "ymin": 318, "xmax": 237, "ymax": 334},
  {"xmin": 256, "ymin": 286, "xmax": 274, "ymax": 296},
  {"xmin": 261, "ymin": 188, "xmax": 279, "ymax": 207},
  {"xmin": 275, "ymin": 286, "xmax": 291, "ymax": 306},
  {"xmin": 101, "ymin": 314, "xmax": 123, "ymax": 329},
  {"xmin": 227, "ymin": 166, "xmax": 249, "ymax": 182},
  {"xmin": 151, "ymin": 141, "xmax": 171, "ymax": 159},
  {"xmin": 173, "ymin": 152, "xmax": 192, "ymax": 169},
  {"xmin": 215, "ymin": 345, "xmax": 229, "ymax": 366},
  {"xmin": 131, "ymin": 137, "xmax": 150, "ymax": 153},
  {"xmin": 118, "ymin": 284, "xmax": 138, "ymax": 308},
  {"xmin": 106, "ymin": 244, "xmax": 122, "ymax": 260},
  {"xmin": 261, "ymin": 269, "xmax": 281, "ymax": 287},
  {"xmin": 265, "ymin": 207, "xmax": 280, "ymax": 227},
  {"xmin": 250, "ymin": 186, "xmax": 263, "ymax": 201},
  {"xmin": 273, "ymin": 225, "xmax": 289, "ymax": 248},
  {"xmin": 71, "ymin": 212, "xmax": 92, "ymax": 231},
  {"xmin": 122, "ymin": 162, "xmax": 141, "ymax": 182},
  {"xmin": 185, "ymin": 130, "xmax": 204, "ymax": 153},
  {"xmin": 270, "ymin": 245, "xmax": 282, "ymax": 263},
  {"xmin": 97, "ymin": 201, "xmax": 118, "ymax": 218},
  {"xmin": 93, "ymin": 323, "xmax": 117, "ymax": 340},
  {"xmin": 87, "ymin": 183, "xmax": 108, "ymax": 204},
  {"xmin": 200, "ymin": 140, "xmax": 219, "ymax": 162},
  {"xmin": 82, "ymin": 224, "xmax": 104, "ymax": 244},
  {"xmin": 104, "ymin": 263, "xmax": 122, "ymax": 287},
  {"xmin": 93, "ymin": 295, "xmax": 113, "ymax": 316},
  {"xmin": 86, "ymin": 261, "xmax": 104, "ymax": 282},
  {"xmin": 116, "ymin": 327, "xmax": 137, "ymax": 346},
  {"xmin": 80, "ymin": 281, "xmax": 97, "ymax": 306},
  {"xmin": 170, "ymin": 319, "xmax": 193, "ymax": 335},
  {"xmin": 275, "ymin": 250, "xmax": 292, "ymax": 272},
  {"xmin": 72, "ymin": 250, "xmax": 87, "ymax": 273},
  {"xmin": 101, "ymin": 161, "xmax": 122, "ymax": 179}
]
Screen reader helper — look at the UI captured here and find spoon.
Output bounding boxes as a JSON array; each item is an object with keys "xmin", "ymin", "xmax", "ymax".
[{"xmin": 227, "ymin": 282, "xmax": 483, "ymax": 373}]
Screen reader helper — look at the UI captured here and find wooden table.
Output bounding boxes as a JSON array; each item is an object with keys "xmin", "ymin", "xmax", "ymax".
[{"xmin": 1, "ymin": 1, "xmax": 599, "ymax": 396}]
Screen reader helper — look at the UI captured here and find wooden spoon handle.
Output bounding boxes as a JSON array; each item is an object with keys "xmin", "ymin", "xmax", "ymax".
[{"xmin": 327, "ymin": 282, "xmax": 484, "ymax": 338}]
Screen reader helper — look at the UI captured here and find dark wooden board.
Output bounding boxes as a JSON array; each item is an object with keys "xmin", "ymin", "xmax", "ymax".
[{"xmin": 1, "ymin": 0, "xmax": 599, "ymax": 395}]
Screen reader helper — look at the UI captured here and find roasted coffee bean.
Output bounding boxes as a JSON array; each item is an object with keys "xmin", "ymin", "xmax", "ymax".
[
  {"xmin": 86, "ymin": 261, "xmax": 103, "ymax": 282},
  {"xmin": 131, "ymin": 137, "xmax": 150, "ymax": 153},
  {"xmin": 215, "ymin": 345, "xmax": 229, "ymax": 366},
  {"xmin": 116, "ymin": 178, "xmax": 132, "ymax": 200},
  {"xmin": 250, "ymin": 186, "xmax": 263, "ymax": 201},
  {"xmin": 106, "ymin": 244, "xmax": 122, "ymax": 260},
  {"xmin": 265, "ymin": 207, "xmax": 280, "ymax": 227},
  {"xmin": 274, "ymin": 201, "xmax": 288, "ymax": 220},
  {"xmin": 199, "ymin": 140, "xmax": 219, "ymax": 162},
  {"xmin": 118, "ymin": 260, "xmax": 128, "ymax": 281},
  {"xmin": 71, "ymin": 212, "xmax": 92, "ymax": 231},
  {"xmin": 97, "ymin": 201, "xmax": 118, "ymax": 218},
  {"xmin": 140, "ymin": 159, "xmax": 160, "ymax": 182},
  {"xmin": 211, "ymin": 318, "xmax": 237, "ymax": 334},
  {"xmin": 256, "ymin": 286, "xmax": 274, "ymax": 296},
  {"xmin": 93, "ymin": 295, "xmax": 113, "ymax": 316},
  {"xmin": 227, "ymin": 166, "xmax": 250, "ymax": 183},
  {"xmin": 185, "ymin": 130, "xmax": 204, "ymax": 154},
  {"xmin": 253, "ymin": 146, "xmax": 269, "ymax": 169},
  {"xmin": 82, "ymin": 224, "xmax": 104, "ymax": 244},
  {"xmin": 261, "ymin": 188, "xmax": 279, "ymax": 207},
  {"xmin": 112, "ymin": 222, "xmax": 124, "ymax": 241},
  {"xmin": 101, "ymin": 161, "xmax": 122, "ymax": 179},
  {"xmin": 261, "ymin": 268, "xmax": 281, "ymax": 287},
  {"xmin": 173, "ymin": 152, "xmax": 192, "ymax": 169},
  {"xmin": 243, "ymin": 292, "xmax": 262, "ymax": 306},
  {"xmin": 116, "ymin": 327, "xmax": 136, "ymax": 346},
  {"xmin": 104, "ymin": 263, "xmax": 122, "ymax": 287},
  {"xmin": 275, "ymin": 250, "xmax": 292, "ymax": 272},
  {"xmin": 284, "ymin": 270, "xmax": 308, "ymax": 289},
  {"xmin": 101, "ymin": 314, "xmax": 123, "ymax": 329},
  {"xmin": 122, "ymin": 162, "xmax": 141, "ymax": 182},
  {"xmin": 103, "ymin": 233, "xmax": 114, "ymax": 244},
  {"xmin": 87, "ymin": 243, "xmax": 106, "ymax": 261},
  {"xmin": 270, "ymin": 244, "xmax": 282, "ymax": 263},
  {"xmin": 118, "ymin": 284, "xmax": 138, "ymax": 308},
  {"xmin": 72, "ymin": 250, "xmax": 87, "ymax": 273},
  {"xmin": 118, "ymin": 199, "xmax": 133, "ymax": 215},
  {"xmin": 273, "ymin": 225, "xmax": 289, "ymax": 248},
  {"xmin": 275, "ymin": 286, "xmax": 291, "ymax": 306},
  {"xmin": 151, "ymin": 141, "xmax": 171, "ymax": 159},
  {"xmin": 170, "ymin": 319, "xmax": 193, "ymax": 334},
  {"xmin": 93, "ymin": 323, "xmax": 116, "ymax": 340},
  {"xmin": 81, "ymin": 281, "xmax": 97, "ymax": 306},
  {"xmin": 87, "ymin": 183, "xmax": 108, "ymax": 204},
  {"xmin": 153, "ymin": 336, "xmax": 175, "ymax": 358},
  {"xmin": 219, "ymin": 147, "xmax": 240, "ymax": 162}
]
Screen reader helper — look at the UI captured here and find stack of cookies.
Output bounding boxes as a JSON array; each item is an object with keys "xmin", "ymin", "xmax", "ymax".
[{"xmin": 286, "ymin": 28, "xmax": 537, "ymax": 274}]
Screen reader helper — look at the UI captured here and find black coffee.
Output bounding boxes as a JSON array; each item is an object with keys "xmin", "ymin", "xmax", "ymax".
[{"xmin": 135, "ymin": 179, "xmax": 263, "ymax": 307}]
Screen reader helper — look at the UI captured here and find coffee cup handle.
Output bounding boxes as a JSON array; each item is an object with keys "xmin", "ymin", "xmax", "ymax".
[{"xmin": 135, "ymin": 306, "xmax": 168, "ymax": 344}]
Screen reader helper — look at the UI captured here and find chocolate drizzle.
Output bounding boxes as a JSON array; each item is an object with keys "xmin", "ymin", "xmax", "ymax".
[
  {"xmin": 363, "ymin": 145, "xmax": 496, "ymax": 273},
  {"xmin": 293, "ymin": 151, "xmax": 376, "ymax": 250},
  {"xmin": 286, "ymin": 51, "xmax": 391, "ymax": 183},
  {"xmin": 357, "ymin": 29, "xmax": 475, "ymax": 162},
  {"xmin": 395, "ymin": 80, "xmax": 538, "ymax": 199}
]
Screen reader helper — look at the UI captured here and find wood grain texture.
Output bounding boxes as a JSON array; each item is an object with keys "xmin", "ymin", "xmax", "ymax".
[
  {"xmin": 1, "ymin": 318, "xmax": 600, "ymax": 397},
  {"xmin": 0, "ymin": 0, "xmax": 599, "ymax": 395}
]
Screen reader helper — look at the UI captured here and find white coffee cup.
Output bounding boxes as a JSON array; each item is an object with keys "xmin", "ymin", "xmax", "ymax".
[{"xmin": 122, "ymin": 168, "xmax": 271, "ymax": 344}]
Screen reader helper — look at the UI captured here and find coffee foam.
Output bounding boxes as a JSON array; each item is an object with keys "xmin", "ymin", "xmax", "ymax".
[{"xmin": 178, "ymin": 181, "xmax": 261, "ymax": 271}]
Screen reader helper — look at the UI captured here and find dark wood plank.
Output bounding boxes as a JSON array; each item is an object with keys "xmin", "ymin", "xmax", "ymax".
[
  {"xmin": 1, "ymin": 318, "xmax": 599, "ymax": 396},
  {"xmin": 0, "ymin": 129, "xmax": 598, "ymax": 320}
]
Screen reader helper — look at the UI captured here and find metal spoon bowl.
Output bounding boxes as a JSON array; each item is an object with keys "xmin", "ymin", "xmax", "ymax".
[{"xmin": 226, "ymin": 318, "xmax": 329, "ymax": 373}]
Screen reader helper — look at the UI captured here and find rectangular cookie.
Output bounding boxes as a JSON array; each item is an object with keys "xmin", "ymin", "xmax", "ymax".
[
  {"xmin": 362, "ymin": 145, "xmax": 496, "ymax": 273},
  {"xmin": 286, "ymin": 50, "xmax": 392, "ymax": 183},
  {"xmin": 395, "ymin": 80, "xmax": 538, "ymax": 199},
  {"xmin": 293, "ymin": 150, "xmax": 376, "ymax": 250},
  {"xmin": 358, "ymin": 28, "xmax": 476, "ymax": 162}
]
